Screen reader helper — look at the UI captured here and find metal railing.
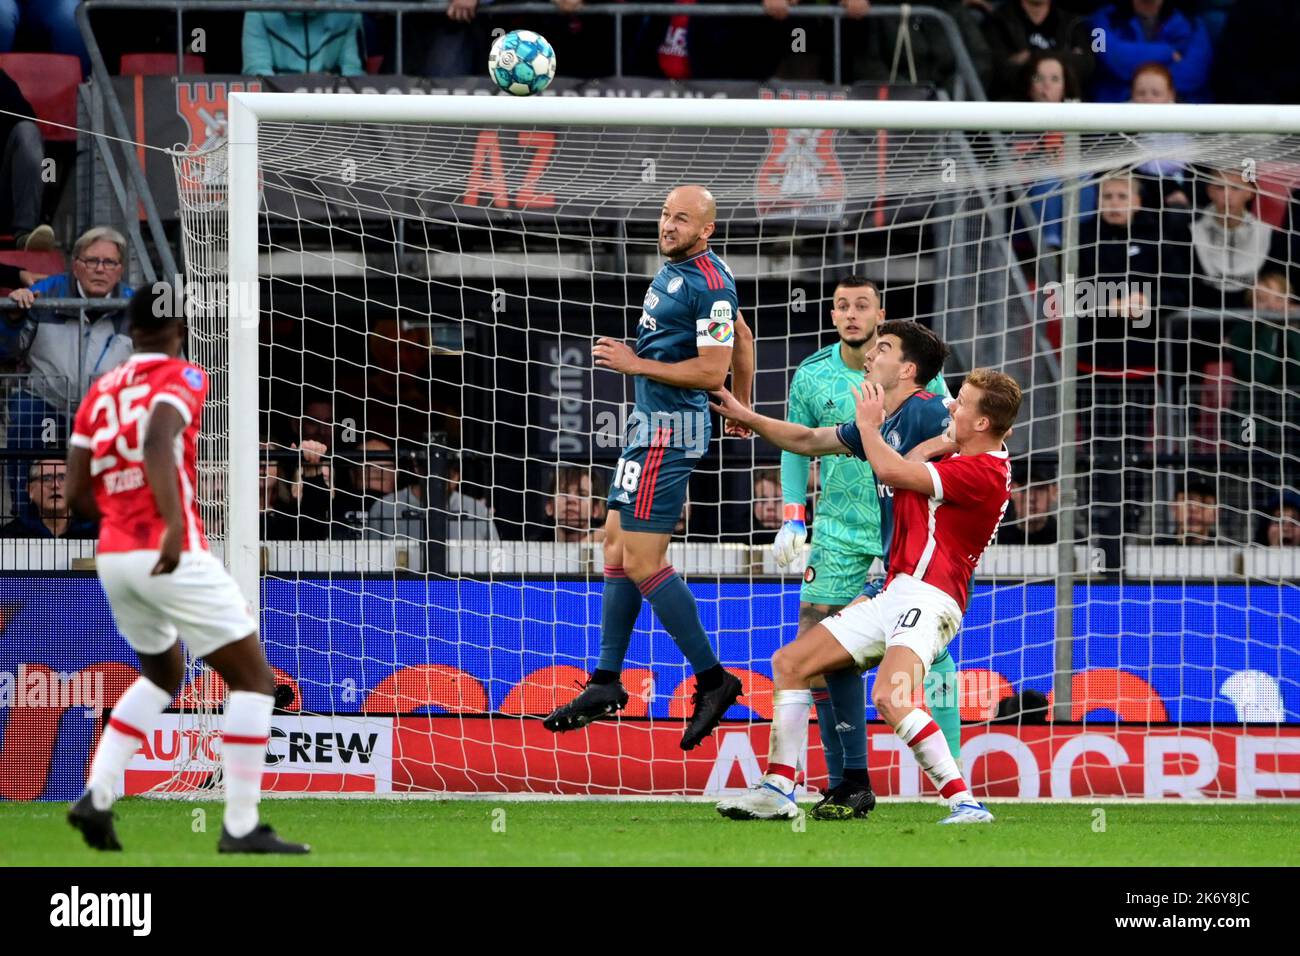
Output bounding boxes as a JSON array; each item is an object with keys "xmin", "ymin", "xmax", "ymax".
[{"xmin": 79, "ymin": 0, "xmax": 987, "ymax": 95}]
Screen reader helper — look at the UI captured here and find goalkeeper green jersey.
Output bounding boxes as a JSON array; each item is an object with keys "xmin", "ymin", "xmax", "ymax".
[{"xmin": 781, "ymin": 342, "xmax": 951, "ymax": 557}]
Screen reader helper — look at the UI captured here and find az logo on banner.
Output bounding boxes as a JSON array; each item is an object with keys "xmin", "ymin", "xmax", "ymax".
[
  {"xmin": 755, "ymin": 88, "xmax": 846, "ymax": 220},
  {"xmin": 174, "ymin": 80, "xmax": 263, "ymax": 205}
]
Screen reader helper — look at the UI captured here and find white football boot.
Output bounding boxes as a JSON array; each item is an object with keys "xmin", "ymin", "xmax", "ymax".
[
  {"xmin": 938, "ymin": 800, "xmax": 995, "ymax": 824},
  {"xmin": 715, "ymin": 775, "xmax": 801, "ymax": 820}
]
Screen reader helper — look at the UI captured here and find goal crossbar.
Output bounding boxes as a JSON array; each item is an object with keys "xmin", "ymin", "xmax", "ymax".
[{"xmin": 229, "ymin": 93, "xmax": 1300, "ymax": 134}]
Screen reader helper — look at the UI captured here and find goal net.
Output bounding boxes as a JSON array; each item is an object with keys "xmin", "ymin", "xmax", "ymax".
[{"xmin": 163, "ymin": 95, "xmax": 1300, "ymax": 800}]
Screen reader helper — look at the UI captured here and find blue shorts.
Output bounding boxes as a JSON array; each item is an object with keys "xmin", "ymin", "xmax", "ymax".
[{"xmin": 607, "ymin": 438, "xmax": 696, "ymax": 534}]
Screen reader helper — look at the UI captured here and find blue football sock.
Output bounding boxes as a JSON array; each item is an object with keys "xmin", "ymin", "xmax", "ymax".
[
  {"xmin": 638, "ymin": 567, "xmax": 719, "ymax": 674},
  {"xmin": 595, "ymin": 565, "xmax": 643, "ymax": 675},
  {"xmin": 825, "ymin": 667, "xmax": 868, "ymax": 773},
  {"xmin": 813, "ymin": 688, "xmax": 844, "ymax": 789}
]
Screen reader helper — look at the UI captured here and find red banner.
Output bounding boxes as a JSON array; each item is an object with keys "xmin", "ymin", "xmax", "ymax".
[{"xmin": 392, "ymin": 719, "xmax": 1300, "ymax": 799}]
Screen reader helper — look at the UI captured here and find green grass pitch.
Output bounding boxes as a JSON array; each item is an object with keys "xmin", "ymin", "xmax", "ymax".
[{"xmin": 3, "ymin": 799, "xmax": 1298, "ymax": 866}]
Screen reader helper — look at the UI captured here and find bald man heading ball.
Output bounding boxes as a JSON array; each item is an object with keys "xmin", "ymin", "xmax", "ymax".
[{"xmin": 544, "ymin": 185, "xmax": 755, "ymax": 749}]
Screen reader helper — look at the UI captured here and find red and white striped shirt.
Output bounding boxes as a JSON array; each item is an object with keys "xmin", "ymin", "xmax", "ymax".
[
  {"xmin": 885, "ymin": 449, "xmax": 1011, "ymax": 610},
  {"xmin": 70, "ymin": 353, "xmax": 208, "ymax": 554}
]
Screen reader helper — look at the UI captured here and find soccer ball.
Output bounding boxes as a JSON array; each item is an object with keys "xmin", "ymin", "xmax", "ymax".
[{"xmin": 488, "ymin": 30, "xmax": 556, "ymax": 96}]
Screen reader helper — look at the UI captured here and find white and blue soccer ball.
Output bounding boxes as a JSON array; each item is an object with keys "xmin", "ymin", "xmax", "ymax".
[{"xmin": 488, "ymin": 30, "xmax": 556, "ymax": 96}]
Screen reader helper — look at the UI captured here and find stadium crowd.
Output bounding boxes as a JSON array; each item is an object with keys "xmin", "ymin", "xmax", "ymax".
[{"xmin": 0, "ymin": 1, "xmax": 1297, "ymax": 561}]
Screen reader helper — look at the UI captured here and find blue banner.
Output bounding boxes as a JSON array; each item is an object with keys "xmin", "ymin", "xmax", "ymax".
[{"xmin": 1, "ymin": 577, "xmax": 1297, "ymax": 723}]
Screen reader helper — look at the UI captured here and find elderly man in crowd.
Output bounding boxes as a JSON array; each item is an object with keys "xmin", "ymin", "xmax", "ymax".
[{"xmin": 2, "ymin": 226, "xmax": 134, "ymax": 504}]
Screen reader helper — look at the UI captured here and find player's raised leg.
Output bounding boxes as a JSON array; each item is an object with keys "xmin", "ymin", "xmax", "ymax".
[
  {"xmin": 716, "ymin": 621, "xmax": 856, "ymax": 820},
  {"xmin": 68, "ymin": 643, "xmax": 184, "ymax": 850},
  {"xmin": 540, "ymin": 470, "xmax": 743, "ymax": 749},
  {"xmin": 874, "ymin": 644, "xmax": 991, "ymax": 824},
  {"xmin": 543, "ymin": 508, "xmax": 638, "ymax": 731}
]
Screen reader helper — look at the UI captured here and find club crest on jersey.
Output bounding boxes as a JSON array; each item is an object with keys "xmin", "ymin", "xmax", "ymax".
[
  {"xmin": 667, "ymin": 276, "xmax": 684, "ymax": 294},
  {"xmin": 183, "ymin": 367, "xmax": 204, "ymax": 390},
  {"xmin": 644, "ymin": 290, "xmax": 661, "ymax": 310},
  {"xmin": 886, "ymin": 430, "xmax": 902, "ymax": 449},
  {"xmin": 804, "ymin": 565, "xmax": 816, "ymax": 584}
]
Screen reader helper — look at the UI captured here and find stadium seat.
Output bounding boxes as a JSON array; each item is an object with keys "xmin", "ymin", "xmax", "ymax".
[
  {"xmin": 0, "ymin": 53, "xmax": 81, "ymax": 143},
  {"xmin": 0, "ymin": 251, "xmax": 68, "ymax": 293},
  {"xmin": 119, "ymin": 53, "xmax": 205, "ymax": 76}
]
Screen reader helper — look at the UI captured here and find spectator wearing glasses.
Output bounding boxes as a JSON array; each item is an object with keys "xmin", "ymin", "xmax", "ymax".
[
  {"xmin": 0, "ymin": 457, "xmax": 95, "ymax": 538},
  {"xmin": 1, "ymin": 226, "xmax": 134, "ymax": 503}
]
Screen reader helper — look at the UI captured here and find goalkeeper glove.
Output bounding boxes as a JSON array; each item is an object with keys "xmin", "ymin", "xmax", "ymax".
[{"xmin": 772, "ymin": 504, "xmax": 808, "ymax": 568}]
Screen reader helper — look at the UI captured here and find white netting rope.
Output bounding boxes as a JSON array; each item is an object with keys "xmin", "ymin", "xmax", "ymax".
[{"xmin": 164, "ymin": 114, "xmax": 1300, "ymax": 798}]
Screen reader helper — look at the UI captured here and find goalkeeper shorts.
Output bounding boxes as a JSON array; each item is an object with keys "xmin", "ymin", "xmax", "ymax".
[
  {"xmin": 800, "ymin": 545, "xmax": 880, "ymax": 606},
  {"xmin": 607, "ymin": 440, "xmax": 695, "ymax": 534}
]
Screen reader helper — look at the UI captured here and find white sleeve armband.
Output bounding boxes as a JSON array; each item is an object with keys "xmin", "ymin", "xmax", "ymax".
[{"xmin": 696, "ymin": 300, "xmax": 735, "ymax": 347}]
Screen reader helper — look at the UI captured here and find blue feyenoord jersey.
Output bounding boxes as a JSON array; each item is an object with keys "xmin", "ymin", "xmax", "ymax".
[
  {"xmin": 626, "ymin": 248, "xmax": 738, "ymax": 452},
  {"xmin": 834, "ymin": 389, "xmax": 952, "ymax": 557}
]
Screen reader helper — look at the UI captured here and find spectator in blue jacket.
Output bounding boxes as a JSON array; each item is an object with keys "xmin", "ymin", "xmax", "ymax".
[
  {"xmin": 242, "ymin": 9, "xmax": 365, "ymax": 76},
  {"xmin": 1088, "ymin": 0, "xmax": 1212, "ymax": 103}
]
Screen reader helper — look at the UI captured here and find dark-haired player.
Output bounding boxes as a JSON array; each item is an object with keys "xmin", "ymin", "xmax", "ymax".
[
  {"xmin": 777, "ymin": 284, "xmax": 960, "ymax": 820},
  {"xmin": 710, "ymin": 363, "xmax": 1021, "ymax": 823},
  {"xmin": 65, "ymin": 284, "xmax": 308, "ymax": 854}
]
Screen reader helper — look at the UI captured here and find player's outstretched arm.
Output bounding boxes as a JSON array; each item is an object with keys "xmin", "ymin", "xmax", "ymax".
[
  {"xmin": 709, "ymin": 387, "xmax": 846, "ymax": 456},
  {"xmin": 724, "ymin": 312, "xmax": 755, "ymax": 438},
  {"xmin": 143, "ymin": 403, "xmax": 187, "ymax": 575},
  {"xmin": 64, "ymin": 446, "xmax": 101, "ymax": 521},
  {"xmin": 726, "ymin": 311, "xmax": 755, "ymax": 410},
  {"xmin": 851, "ymin": 383, "xmax": 935, "ymax": 494}
]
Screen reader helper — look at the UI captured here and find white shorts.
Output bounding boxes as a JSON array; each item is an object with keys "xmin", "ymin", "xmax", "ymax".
[
  {"xmin": 97, "ymin": 549, "xmax": 257, "ymax": 659},
  {"xmin": 821, "ymin": 573, "xmax": 962, "ymax": 675}
]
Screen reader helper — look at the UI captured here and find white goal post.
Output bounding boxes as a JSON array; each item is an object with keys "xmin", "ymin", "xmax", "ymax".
[{"xmin": 156, "ymin": 91, "xmax": 1300, "ymax": 800}]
